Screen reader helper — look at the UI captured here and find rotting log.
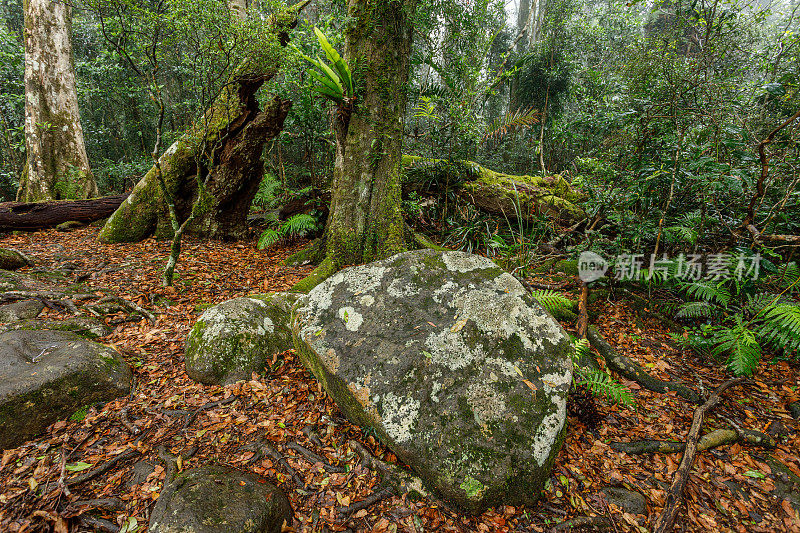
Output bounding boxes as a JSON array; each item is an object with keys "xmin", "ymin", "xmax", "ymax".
[
  {"xmin": 98, "ymin": 2, "xmax": 308, "ymax": 244},
  {"xmin": 402, "ymin": 155, "xmax": 586, "ymax": 224},
  {"xmin": 0, "ymin": 194, "xmax": 128, "ymax": 232}
]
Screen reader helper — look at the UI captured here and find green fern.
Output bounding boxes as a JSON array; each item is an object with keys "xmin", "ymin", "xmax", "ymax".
[
  {"xmin": 711, "ymin": 318, "xmax": 761, "ymax": 376},
  {"xmin": 681, "ymin": 280, "xmax": 731, "ymax": 307},
  {"xmin": 570, "ymin": 339, "xmax": 635, "ymax": 407},
  {"xmin": 483, "ymin": 107, "xmax": 540, "ymax": 141},
  {"xmin": 532, "ymin": 289, "xmax": 573, "ymax": 315},
  {"xmin": 675, "ymin": 301, "xmax": 715, "ymax": 319},
  {"xmin": 257, "ymin": 213, "xmax": 319, "ymax": 250},
  {"xmin": 757, "ymin": 303, "xmax": 800, "ymax": 353}
]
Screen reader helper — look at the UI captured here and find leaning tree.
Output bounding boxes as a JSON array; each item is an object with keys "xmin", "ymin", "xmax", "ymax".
[{"xmin": 19, "ymin": 0, "xmax": 97, "ymax": 201}]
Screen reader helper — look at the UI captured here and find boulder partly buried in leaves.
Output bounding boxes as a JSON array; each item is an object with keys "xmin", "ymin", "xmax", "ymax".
[
  {"xmin": 292, "ymin": 250, "xmax": 573, "ymax": 513},
  {"xmin": 0, "ymin": 330, "xmax": 132, "ymax": 449},
  {"xmin": 185, "ymin": 292, "xmax": 299, "ymax": 386},
  {"xmin": 149, "ymin": 465, "xmax": 292, "ymax": 533},
  {"xmin": 0, "ymin": 248, "xmax": 32, "ymax": 271},
  {"xmin": 0, "ymin": 299, "xmax": 45, "ymax": 322}
]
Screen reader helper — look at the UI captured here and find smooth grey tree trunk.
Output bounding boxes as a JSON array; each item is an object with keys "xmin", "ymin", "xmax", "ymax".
[{"xmin": 19, "ymin": 0, "xmax": 96, "ymax": 202}]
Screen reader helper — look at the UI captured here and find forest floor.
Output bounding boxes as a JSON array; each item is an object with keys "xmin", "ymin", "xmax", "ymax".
[{"xmin": 0, "ymin": 226, "xmax": 798, "ymax": 533}]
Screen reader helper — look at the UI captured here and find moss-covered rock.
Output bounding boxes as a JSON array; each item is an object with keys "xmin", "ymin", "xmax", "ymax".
[
  {"xmin": 0, "ymin": 330, "xmax": 131, "ymax": 450},
  {"xmin": 149, "ymin": 465, "xmax": 291, "ymax": 533},
  {"xmin": 292, "ymin": 250, "xmax": 573, "ymax": 513},
  {"xmin": 0, "ymin": 317, "xmax": 110, "ymax": 339},
  {"xmin": 0, "ymin": 248, "xmax": 32, "ymax": 271},
  {"xmin": 185, "ymin": 292, "xmax": 299, "ymax": 385}
]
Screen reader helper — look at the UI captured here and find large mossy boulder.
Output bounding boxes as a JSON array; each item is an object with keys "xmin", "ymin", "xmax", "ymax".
[
  {"xmin": 292, "ymin": 250, "xmax": 573, "ymax": 513},
  {"xmin": 149, "ymin": 465, "xmax": 292, "ymax": 533},
  {"xmin": 0, "ymin": 330, "xmax": 132, "ymax": 449},
  {"xmin": 185, "ymin": 292, "xmax": 299, "ymax": 386}
]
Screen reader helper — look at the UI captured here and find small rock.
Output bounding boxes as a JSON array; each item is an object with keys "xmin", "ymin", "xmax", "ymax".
[
  {"xmin": 55, "ymin": 221, "xmax": 86, "ymax": 232},
  {"xmin": 0, "ymin": 248, "xmax": 32, "ymax": 271},
  {"xmin": 0, "ymin": 299, "xmax": 45, "ymax": 322},
  {"xmin": 149, "ymin": 465, "xmax": 292, "ymax": 533},
  {"xmin": 0, "ymin": 330, "xmax": 132, "ymax": 449},
  {"xmin": 185, "ymin": 292, "xmax": 299, "ymax": 385},
  {"xmin": 599, "ymin": 486, "xmax": 648, "ymax": 515}
]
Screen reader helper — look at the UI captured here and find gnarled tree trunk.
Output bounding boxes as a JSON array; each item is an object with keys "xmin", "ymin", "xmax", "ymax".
[
  {"xmin": 20, "ymin": 0, "xmax": 96, "ymax": 202},
  {"xmin": 97, "ymin": 3, "xmax": 307, "ymax": 244}
]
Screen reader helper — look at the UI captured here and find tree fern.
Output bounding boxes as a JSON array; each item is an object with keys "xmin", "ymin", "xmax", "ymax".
[{"xmin": 532, "ymin": 289, "xmax": 573, "ymax": 315}]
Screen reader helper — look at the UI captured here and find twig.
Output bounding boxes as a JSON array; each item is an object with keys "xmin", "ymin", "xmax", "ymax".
[
  {"xmin": 72, "ymin": 497, "xmax": 125, "ymax": 510},
  {"xmin": 181, "ymin": 395, "xmax": 239, "ymax": 430},
  {"xmin": 97, "ymin": 295, "xmax": 156, "ymax": 324},
  {"xmin": 78, "ymin": 515, "xmax": 119, "ymax": 533},
  {"xmin": 302, "ymin": 425, "xmax": 324, "ymax": 448},
  {"xmin": 653, "ymin": 378, "xmax": 747, "ymax": 533},
  {"xmin": 67, "ymin": 449, "xmax": 141, "ymax": 486},
  {"xmin": 58, "ymin": 437, "xmax": 72, "ymax": 499}
]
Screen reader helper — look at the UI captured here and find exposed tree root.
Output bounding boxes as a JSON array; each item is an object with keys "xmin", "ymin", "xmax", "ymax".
[
  {"xmin": 788, "ymin": 400, "xmax": 800, "ymax": 420},
  {"xmin": 347, "ymin": 440, "xmax": 428, "ymax": 500},
  {"xmin": 610, "ymin": 427, "xmax": 775, "ymax": 455},
  {"xmin": 290, "ymin": 257, "xmax": 337, "ymax": 293},
  {"xmin": 287, "ymin": 442, "xmax": 347, "ymax": 474},
  {"xmin": 587, "ymin": 326, "xmax": 701, "ymax": 403},
  {"xmin": 653, "ymin": 378, "xmax": 746, "ymax": 533},
  {"xmin": 549, "ymin": 515, "xmax": 613, "ymax": 531}
]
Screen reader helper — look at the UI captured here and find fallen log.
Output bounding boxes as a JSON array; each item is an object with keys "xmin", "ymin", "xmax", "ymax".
[
  {"xmin": 402, "ymin": 155, "xmax": 586, "ymax": 224},
  {"xmin": 610, "ymin": 427, "xmax": 775, "ymax": 455},
  {"xmin": 0, "ymin": 194, "xmax": 128, "ymax": 232}
]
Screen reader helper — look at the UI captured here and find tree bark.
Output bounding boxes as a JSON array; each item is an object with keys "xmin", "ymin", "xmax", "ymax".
[
  {"xmin": 97, "ymin": 4, "xmax": 307, "ymax": 244},
  {"xmin": 324, "ymin": 0, "xmax": 418, "ymax": 267},
  {"xmin": 20, "ymin": 0, "xmax": 96, "ymax": 202},
  {"xmin": 0, "ymin": 194, "xmax": 128, "ymax": 232}
]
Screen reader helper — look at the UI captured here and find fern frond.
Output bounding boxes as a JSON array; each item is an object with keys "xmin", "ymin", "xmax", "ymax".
[
  {"xmin": 282, "ymin": 214, "xmax": 317, "ymax": 238},
  {"xmin": 711, "ymin": 319, "xmax": 761, "ymax": 376},
  {"xmin": 758, "ymin": 303, "xmax": 800, "ymax": 353},
  {"xmin": 532, "ymin": 289, "xmax": 573, "ymax": 315},
  {"xmin": 675, "ymin": 301, "xmax": 714, "ymax": 319},
  {"xmin": 483, "ymin": 107, "xmax": 540, "ymax": 141},
  {"xmin": 779, "ymin": 262, "xmax": 800, "ymax": 293},
  {"xmin": 682, "ymin": 281, "xmax": 731, "ymax": 307},
  {"xmin": 574, "ymin": 366, "xmax": 635, "ymax": 407},
  {"xmin": 257, "ymin": 229, "xmax": 281, "ymax": 250}
]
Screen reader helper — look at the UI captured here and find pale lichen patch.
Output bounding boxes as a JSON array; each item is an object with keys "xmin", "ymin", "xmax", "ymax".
[
  {"xmin": 442, "ymin": 252, "xmax": 494, "ymax": 273},
  {"xmin": 338, "ymin": 306, "xmax": 363, "ymax": 331},
  {"xmin": 532, "ymin": 402, "xmax": 567, "ymax": 466},
  {"xmin": 424, "ymin": 329, "xmax": 485, "ymax": 370},
  {"xmin": 381, "ymin": 392, "xmax": 419, "ymax": 444}
]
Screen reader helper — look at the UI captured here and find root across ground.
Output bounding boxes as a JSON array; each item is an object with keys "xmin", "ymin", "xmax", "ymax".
[{"xmin": 0, "ymin": 226, "xmax": 798, "ymax": 532}]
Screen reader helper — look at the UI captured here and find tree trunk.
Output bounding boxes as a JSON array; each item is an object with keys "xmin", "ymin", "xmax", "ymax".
[
  {"xmin": 97, "ymin": 4, "xmax": 307, "ymax": 244},
  {"xmin": 20, "ymin": 0, "xmax": 96, "ymax": 202},
  {"xmin": 324, "ymin": 0, "xmax": 418, "ymax": 267},
  {"xmin": 227, "ymin": 0, "xmax": 248, "ymax": 22},
  {"xmin": 0, "ymin": 194, "xmax": 128, "ymax": 232}
]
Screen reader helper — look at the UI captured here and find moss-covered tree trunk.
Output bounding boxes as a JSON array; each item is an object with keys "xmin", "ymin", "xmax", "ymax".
[
  {"xmin": 19, "ymin": 0, "xmax": 97, "ymax": 202},
  {"xmin": 324, "ymin": 0, "xmax": 418, "ymax": 267},
  {"xmin": 97, "ymin": 4, "xmax": 306, "ymax": 244}
]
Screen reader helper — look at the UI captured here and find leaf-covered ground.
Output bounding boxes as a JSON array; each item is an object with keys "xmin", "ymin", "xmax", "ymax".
[{"xmin": 0, "ymin": 227, "xmax": 798, "ymax": 532}]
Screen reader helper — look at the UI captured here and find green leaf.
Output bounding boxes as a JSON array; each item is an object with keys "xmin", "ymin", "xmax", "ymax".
[
  {"xmin": 66, "ymin": 461, "xmax": 93, "ymax": 472},
  {"xmin": 314, "ymin": 27, "xmax": 353, "ymax": 94}
]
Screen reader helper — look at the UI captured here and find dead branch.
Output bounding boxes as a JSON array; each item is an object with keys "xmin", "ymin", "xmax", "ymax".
[
  {"xmin": 338, "ymin": 487, "xmax": 395, "ymax": 516},
  {"xmin": 653, "ymin": 378, "xmax": 747, "ymax": 533},
  {"xmin": 610, "ymin": 427, "xmax": 775, "ymax": 455},
  {"xmin": 743, "ymin": 108, "xmax": 800, "ymax": 229},
  {"xmin": 576, "ymin": 280, "xmax": 589, "ymax": 339},
  {"xmin": 97, "ymin": 295, "xmax": 156, "ymax": 324},
  {"xmin": 67, "ymin": 448, "xmax": 141, "ymax": 487},
  {"xmin": 549, "ymin": 515, "xmax": 613, "ymax": 531}
]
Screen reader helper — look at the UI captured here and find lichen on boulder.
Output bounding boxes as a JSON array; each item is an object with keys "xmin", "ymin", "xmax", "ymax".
[
  {"xmin": 291, "ymin": 249, "xmax": 573, "ymax": 513},
  {"xmin": 185, "ymin": 292, "xmax": 299, "ymax": 386}
]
